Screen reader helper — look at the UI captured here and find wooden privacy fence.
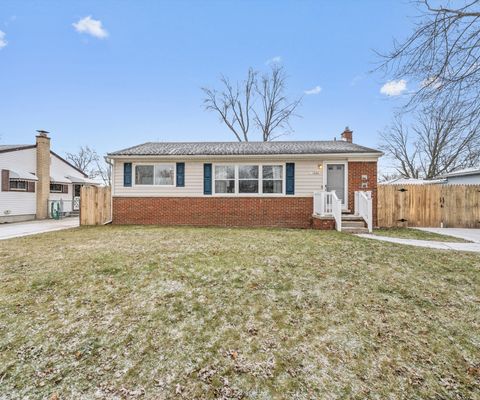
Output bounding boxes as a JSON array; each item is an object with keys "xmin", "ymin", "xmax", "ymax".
[
  {"xmin": 378, "ymin": 185, "xmax": 480, "ymax": 228},
  {"xmin": 80, "ymin": 186, "xmax": 112, "ymax": 226}
]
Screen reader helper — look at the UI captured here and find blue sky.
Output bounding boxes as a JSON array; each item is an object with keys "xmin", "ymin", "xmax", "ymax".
[{"xmin": 0, "ymin": 0, "xmax": 414, "ymax": 165}]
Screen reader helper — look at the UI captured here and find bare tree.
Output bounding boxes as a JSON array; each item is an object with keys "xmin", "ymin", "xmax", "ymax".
[
  {"xmin": 378, "ymin": 172, "xmax": 403, "ymax": 183},
  {"xmin": 95, "ymin": 158, "xmax": 112, "ymax": 186},
  {"xmin": 66, "ymin": 146, "xmax": 111, "ymax": 185},
  {"xmin": 378, "ymin": 0, "xmax": 480, "ymax": 122},
  {"xmin": 202, "ymin": 69, "xmax": 256, "ymax": 142},
  {"xmin": 380, "ymin": 99, "xmax": 480, "ymax": 179},
  {"xmin": 66, "ymin": 146, "xmax": 99, "ymax": 177},
  {"xmin": 254, "ymin": 65, "xmax": 302, "ymax": 141},
  {"xmin": 380, "ymin": 114, "xmax": 420, "ymax": 178},
  {"xmin": 202, "ymin": 65, "xmax": 301, "ymax": 141}
]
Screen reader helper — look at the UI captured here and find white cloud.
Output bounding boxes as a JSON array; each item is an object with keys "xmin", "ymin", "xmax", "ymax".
[
  {"xmin": 350, "ymin": 74, "xmax": 364, "ymax": 86},
  {"xmin": 380, "ymin": 79, "xmax": 407, "ymax": 96},
  {"xmin": 0, "ymin": 31, "xmax": 7, "ymax": 49},
  {"xmin": 266, "ymin": 56, "xmax": 282, "ymax": 65},
  {"xmin": 304, "ymin": 85, "xmax": 322, "ymax": 95},
  {"xmin": 73, "ymin": 16, "xmax": 108, "ymax": 39}
]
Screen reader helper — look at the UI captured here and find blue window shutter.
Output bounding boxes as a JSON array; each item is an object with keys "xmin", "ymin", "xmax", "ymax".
[
  {"xmin": 176, "ymin": 162, "xmax": 185, "ymax": 187},
  {"xmin": 204, "ymin": 163, "xmax": 212, "ymax": 195},
  {"xmin": 124, "ymin": 162, "xmax": 132, "ymax": 187},
  {"xmin": 286, "ymin": 163, "xmax": 295, "ymax": 195}
]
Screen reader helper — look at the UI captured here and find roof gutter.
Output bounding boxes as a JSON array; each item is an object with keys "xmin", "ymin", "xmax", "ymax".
[
  {"xmin": 104, "ymin": 155, "xmax": 114, "ymax": 225},
  {"xmin": 106, "ymin": 152, "xmax": 383, "ymax": 161}
]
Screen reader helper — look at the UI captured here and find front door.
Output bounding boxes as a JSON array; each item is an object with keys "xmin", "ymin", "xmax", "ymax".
[{"xmin": 326, "ymin": 164, "xmax": 346, "ymax": 205}]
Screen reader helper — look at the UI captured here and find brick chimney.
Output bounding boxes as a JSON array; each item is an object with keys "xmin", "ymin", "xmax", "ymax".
[
  {"xmin": 341, "ymin": 127, "xmax": 353, "ymax": 143},
  {"xmin": 35, "ymin": 130, "xmax": 51, "ymax": 219}
]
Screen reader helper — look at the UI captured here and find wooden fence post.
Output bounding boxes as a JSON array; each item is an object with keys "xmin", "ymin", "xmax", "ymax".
[
  {"xmin": 80, "ymin": 186, "xmax": 112, "ymax": 226},
  {"xmin": 377, "ymin": 184, "xmax": 480, "ymax": 228}
]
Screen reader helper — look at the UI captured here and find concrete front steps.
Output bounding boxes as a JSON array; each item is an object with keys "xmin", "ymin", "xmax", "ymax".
[{"xmin": 341, "ymin": 214, "xmax": 369, "ymax": 234}]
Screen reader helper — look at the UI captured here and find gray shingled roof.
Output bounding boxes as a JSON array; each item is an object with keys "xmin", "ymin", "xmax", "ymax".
[
  {"xmin": 0, "ymin": 144, "xmax": 34, "ymax": 153},
  {"xmin": 108, "ymin": 141, "xmax": 382, "ymax": 156}
]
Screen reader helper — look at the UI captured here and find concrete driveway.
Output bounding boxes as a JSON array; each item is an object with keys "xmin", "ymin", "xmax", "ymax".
[
  {"xmin": 416, "ymin": 228, "xmax": 480, "ymax": 243},
  {"xmin": 358, "ymin": 228, "xmax": 480, "ymax": 253},
  {"xmin": 0, "ymin": 217, "xmax": 79, "ymax": 241}
]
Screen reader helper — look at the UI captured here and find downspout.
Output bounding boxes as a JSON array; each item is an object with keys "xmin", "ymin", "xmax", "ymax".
[{"xmin": 104, "ymin": 155, "xmax": 114, "ymax": 225}]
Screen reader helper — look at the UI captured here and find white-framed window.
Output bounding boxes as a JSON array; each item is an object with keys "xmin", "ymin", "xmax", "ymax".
[
  {"xmin": 262, "ymin": 165, "xmax": 283, "ymax": 194},
  {"xmin": 214, "ymin": 165, "xmax": 235, "ymax": 193},
  {"xmin": 213, "ymin": 164, "xmax": 284, "ymax": 195},
  {"xmin": 238, "ymin": 165, "xmax": 259, "ymax": 193},
  {"xmin": 9, "ymin": 179, "xmax": 27, "ymax": 191},
  {"xmin": 135, "ymin": 164, "xmax": 174, "ymax": 186}
]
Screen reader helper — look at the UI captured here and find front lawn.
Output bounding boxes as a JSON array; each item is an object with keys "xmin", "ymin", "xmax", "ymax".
[{"xmin": 0, "ymin": 226, "xmax": 479, "ymax": 399}]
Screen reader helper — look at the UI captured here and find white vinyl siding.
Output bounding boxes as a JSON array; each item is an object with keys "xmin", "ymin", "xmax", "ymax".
[
  {"xmin": 49, "ymin": 154, "xmax": 88, "ymax": 213},
  {"xmin": 50, "ymin": 153, "xmax": 86, "ymax": 181},
  {"xmin": 49, "ymin": 155, "xmax": 78, "ymax": 213},
  {"xmin": 114, "ymin": 160, "xmax": 203, "ymax": 196},
  {"xmin": 113, "ymin": 158, "xmax": 327, "ymax": 197},
  {"xmin": 0, "ymin": 148, "xmax": 37, "ymax": 217},
  {"xmin": 0, "ymin": 147, "xmax": 88, "ymax": 218},
  {"xmin": 445, "ymin": 174, "xmax": 480, "ymax": 185},
  {"xmin": 48, "ymin": 190, "xmax": 73, "ymax": 212}
]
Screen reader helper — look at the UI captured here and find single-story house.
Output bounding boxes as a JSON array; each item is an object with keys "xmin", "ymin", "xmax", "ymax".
[
  {"xmin": 106, "ymin": 128, "xmax": 382, "ymax": 231},
  {"xmin": 437, "ymin": 167, "xmax": 480, "ymax": 185},
  {"xmin": 0, "ymin": 131, "xmax": 96, "ymax": 223}
]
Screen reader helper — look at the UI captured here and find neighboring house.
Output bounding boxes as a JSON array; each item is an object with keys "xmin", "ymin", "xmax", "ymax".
[
  {"xmin": 438, "ymin": 167, "xmax": 480, "ymax": 185},
  {"xmin": 380, "ymin": 178, "xmax": 446, "ymax": 185},
  {"xmin": 107, "ymin": 128, "xmax": 382, "ymax": 231},
  {"xmin": 0, "ymin": 131, "xmax": 96, "ymax": 223}
]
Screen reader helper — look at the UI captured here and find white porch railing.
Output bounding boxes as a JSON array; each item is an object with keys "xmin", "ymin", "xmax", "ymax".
[
  {"xmin": 313, "ymin": 191, "xmax": 342, "ymax": 232},
  {"xmin": 355, "ymin": 191, "xmax": 373, "ymax": 232}
]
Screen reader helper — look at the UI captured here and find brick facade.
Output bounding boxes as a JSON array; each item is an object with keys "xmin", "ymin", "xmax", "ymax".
[
  {"xmin": 348, "ymin": 161, "xmax": 378, "ymax": 226},
  {"xmin": 311, "ymin": 216, "xmax": 336, "ymax": 230},
  {"xmin": 112, "ymin": 197, "xmax": 335, "ymax": 229}
]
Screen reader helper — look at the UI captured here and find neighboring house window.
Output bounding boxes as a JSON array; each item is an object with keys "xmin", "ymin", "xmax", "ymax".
[
  {"xmin": 9, "ymin": 179, "xmax": 27, "ymax": 191},
  {"xmin": 213, "ymin": 164, "xmax": 284, "ymax": 195},
  {"xmin": 135, "ymin": 164, "xmax": 174, "ymax": 186},
  {"xmin": 239, "ymin": 165, "xmax": 259, "ymax": 193},
  {"xmin": 263, "ymin": 165, "xmax": 283, "ymax": 194},
  {"xmin": 214, "ymin": 165, "xmax": 235, "ymax": 193},
  {"xmin": 50, "ymin": 183, "xmax": 63, "ymax": 193}
]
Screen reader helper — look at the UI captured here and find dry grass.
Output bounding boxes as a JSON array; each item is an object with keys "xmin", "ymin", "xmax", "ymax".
[
  {"xmin": 0, "ymin": 225, "xmax": 479, "ymax": 399},
  {"xmin": 373, "ymin": 227, "xmax": 469, "ymax": 243}
]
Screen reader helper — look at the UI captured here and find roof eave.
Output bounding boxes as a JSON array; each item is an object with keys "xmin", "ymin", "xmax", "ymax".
[
  {"xmin": 0, "ymin": 145, "xmax": 36, "ymax": 154},
  {"xmin": 106, "ymin": 151, "xmax": 383, "ymax": 160},
  {"xmin": 444, "ymin": 171, "xmax": 480, "ymax": 178}
]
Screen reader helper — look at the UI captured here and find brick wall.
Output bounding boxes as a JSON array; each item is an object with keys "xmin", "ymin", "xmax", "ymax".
[
  {"xmin": 112, "ymin": 197, "xmax": 334, "ymax": 229},
  {"xmin": 348, "ymin": 161, "xmax": 378, "ymax": 226},
  {"xmin": 312, "ymin": 216, "xmax": 336, "ymax": 230}
]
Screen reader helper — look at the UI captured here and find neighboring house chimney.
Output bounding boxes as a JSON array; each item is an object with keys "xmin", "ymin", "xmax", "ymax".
[
  {"xmin": 35, "ymin": 130, "xmax": 51, "ymax": 219},
  {"xmin": 341, "ymin": 127, "xmax": 353, "ymax": 143}
]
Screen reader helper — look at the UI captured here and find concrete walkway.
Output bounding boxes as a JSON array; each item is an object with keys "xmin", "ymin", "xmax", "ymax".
[
  {"xmin": 0, "ymin": 217, "xmax": 79, "ymax": 241},
  {"xmin": 358, "ymin": 228, "xmax": 480, "ymax": 253}
]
